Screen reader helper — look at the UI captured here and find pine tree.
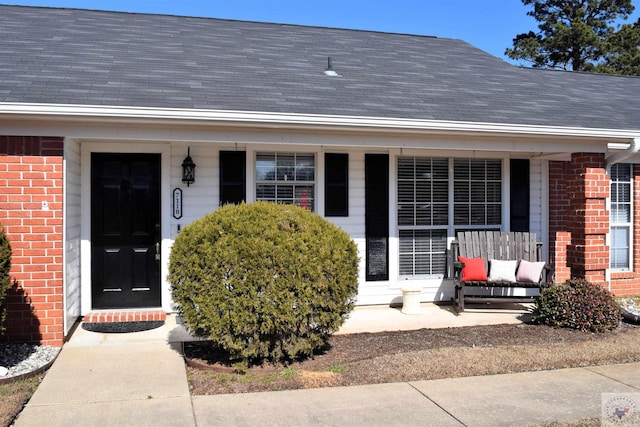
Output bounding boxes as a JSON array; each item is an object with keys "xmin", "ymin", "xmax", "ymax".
[{"xmin": 505, "ymin": 0, "xmax": 640, "ymax": 75}]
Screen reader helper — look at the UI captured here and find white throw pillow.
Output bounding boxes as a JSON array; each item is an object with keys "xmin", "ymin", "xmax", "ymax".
[
  {"xmin": 516, "ymin": 260, "xmax": 546, "ymax": 283},
  {"xmin": 488, "ymin": 259, "xmax": 518, "ymax": 282}
]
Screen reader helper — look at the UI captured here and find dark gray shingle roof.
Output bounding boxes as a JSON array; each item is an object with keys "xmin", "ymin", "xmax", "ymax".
[{"xmin": 1, "ymin": 5, "xmax": 639, "ymax": 132}]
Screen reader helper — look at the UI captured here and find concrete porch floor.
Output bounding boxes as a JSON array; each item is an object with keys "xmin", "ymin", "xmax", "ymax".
[
  {"xmin": 62, "ymin": 301, "xmax": 533, "ymax": 348},
  {"xmin": 336, "ymin": 301, "xmax": 533, "ymax": 335}
]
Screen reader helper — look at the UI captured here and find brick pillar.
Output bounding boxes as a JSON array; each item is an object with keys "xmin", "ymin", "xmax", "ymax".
[
  {"xmin": 566, "ymin": 153, "xmax": 609, "ymax": 283},
  {"xmin": 0, "ymin": 136, "xmax": 64, "ymax": 346},
  {"xmin": 548, "ymin": 161, "xmax": 572, "ymax": 282}
]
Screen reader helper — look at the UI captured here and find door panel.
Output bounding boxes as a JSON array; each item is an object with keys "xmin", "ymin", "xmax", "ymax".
[{"xmin": 91, "ymin": 153, "xmax": 161, "ymax": 309}]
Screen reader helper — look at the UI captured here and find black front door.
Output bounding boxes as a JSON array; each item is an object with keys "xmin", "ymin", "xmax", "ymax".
[{"xmin": 91, "ymin": 153, "xmax": 161, "ymax": 309}]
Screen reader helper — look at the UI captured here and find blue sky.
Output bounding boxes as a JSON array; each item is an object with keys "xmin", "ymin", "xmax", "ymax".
[{"xmin": 3, "ymin": 1, "xmax": 639, "ymax": 64}]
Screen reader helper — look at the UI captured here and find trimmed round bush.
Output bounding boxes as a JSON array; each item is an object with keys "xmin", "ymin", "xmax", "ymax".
[
  {"xmin": 0, "ymin": 225, "xmax": 12, "ymax": 336},
  {"xmin": 532, "ymin": 278, "xmax": 621, "ymax": 332},
  {"xmin": 169, "ymin": 202, "xmax": 359, "ymax": 366}
]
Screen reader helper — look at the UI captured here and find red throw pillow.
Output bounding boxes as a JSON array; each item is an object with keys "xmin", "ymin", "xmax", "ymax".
[{"xmin": 458, "ymin": 256, "xmax": 488, "ymax": 282}]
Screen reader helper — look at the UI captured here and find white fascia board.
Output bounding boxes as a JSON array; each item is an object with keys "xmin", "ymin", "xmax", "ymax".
[{"xmin": 1, "ymin": 102, "xmax": 639, "ymax": 140}]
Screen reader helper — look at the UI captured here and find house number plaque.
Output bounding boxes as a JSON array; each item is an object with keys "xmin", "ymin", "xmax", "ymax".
[{"xmin": 173, "ymin": 188, "xmax": 183, "ymax": 219}]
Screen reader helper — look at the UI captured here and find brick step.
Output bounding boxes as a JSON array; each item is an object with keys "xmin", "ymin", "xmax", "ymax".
[{"xmin": 83, "ymin": 310, "xmax": 167, "ymax": 323}]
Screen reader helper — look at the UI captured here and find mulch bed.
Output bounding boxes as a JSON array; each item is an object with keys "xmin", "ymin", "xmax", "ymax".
[{"xmin": 184, "ymin": 321, "xmax": 639, "ymax": 373}]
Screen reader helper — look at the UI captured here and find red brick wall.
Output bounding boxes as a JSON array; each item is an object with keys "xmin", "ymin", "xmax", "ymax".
[{"xmin": 0, "ymin": 136, "xmax": 64, "ymax": 346}]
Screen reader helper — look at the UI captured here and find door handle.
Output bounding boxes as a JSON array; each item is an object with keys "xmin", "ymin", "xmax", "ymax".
[{"xmin": 155, "ymin": 242, "xmax": 160, "ymax": 261}]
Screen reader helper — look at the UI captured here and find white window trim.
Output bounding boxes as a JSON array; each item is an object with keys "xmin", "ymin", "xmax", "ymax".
[
  {"xmin": 253, "ymin": 150, "xmax": 318, "ymax": 211},
  {"xmin": 609, "ymin": 163, "xmax": 633, "ymax": 272}
]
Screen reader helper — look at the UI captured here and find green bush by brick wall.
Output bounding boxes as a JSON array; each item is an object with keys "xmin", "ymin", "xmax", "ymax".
[
  {"xmin": 169, "ymin": 202, "xmax": 359, "ymax": 366},
  {"xmin": 532, "ymin": 278, "xmax": 621, "ymax": 332}
]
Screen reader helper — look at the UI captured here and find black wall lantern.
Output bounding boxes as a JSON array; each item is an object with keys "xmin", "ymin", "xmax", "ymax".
[{"xmin": 181, "ymin": 147, "xmax": 196, "ymax": 187}]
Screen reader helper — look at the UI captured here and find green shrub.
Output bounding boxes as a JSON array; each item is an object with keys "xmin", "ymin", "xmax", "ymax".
[
  {"xmin": 532, "ymin": 278, "xmax": 621, "ymax": 332},
  {"xmin": 0, "ymin": 226, "xmax": 12, "ymax": 336},
  {"xmin": 169, "ymin": 202, "xmax": 359, "ymax": 367}
]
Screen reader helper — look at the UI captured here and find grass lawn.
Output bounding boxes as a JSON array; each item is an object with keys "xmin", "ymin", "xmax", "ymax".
[{"xmin": 0, "ymin": 374, "xmax": 44, "ymax": 426}]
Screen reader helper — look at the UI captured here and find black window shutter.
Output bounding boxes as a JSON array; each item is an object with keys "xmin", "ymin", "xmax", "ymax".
[
  {"xmin": 220, "ymin": 151, "xmax": 246, "ymax": 205},
  {"xmin": 365, "ymin": 154, "xmax": 389, "ymax": 281},
  {"xmin": 325, "ymin": 153, "xmax": 349, "ymax": 217},
  {"xmin": 510, "ymin": 159, "xmax": 529, "ymax": 232}
]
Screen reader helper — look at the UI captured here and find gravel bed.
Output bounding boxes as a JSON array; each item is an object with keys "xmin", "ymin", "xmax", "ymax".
[
  {"xmin": 618, "ymin": 297, "xmax": 640, "ymax": 316},
  {"xmin": 619, "ymin": 297, "xmax": 640, "ymax": 325},
  {"xmin": 0, "ymin": 343, "xmax": 59, "ymax": 379}
]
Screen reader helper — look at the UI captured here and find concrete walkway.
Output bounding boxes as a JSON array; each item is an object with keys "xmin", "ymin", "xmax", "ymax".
[
  {"xmin": 14, "ymin": 315, "xmax": 196, "ymax": 427},
  {"xmin": 14, "ymin": 303, "xmax": 640, "ymax": 426}
]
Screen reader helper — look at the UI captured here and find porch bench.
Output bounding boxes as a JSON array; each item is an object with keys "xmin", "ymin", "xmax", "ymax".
[{"xmin": 450, "ymin": 231, "xmax": 553, "ymax": 313}]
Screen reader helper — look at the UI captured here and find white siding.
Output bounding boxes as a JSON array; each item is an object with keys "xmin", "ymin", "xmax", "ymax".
[
  {"xmin": 340, "ymin": 150, "xmax": 400, "ymax": 306},
  {"xmin": 169, "ymin": 144, "xmax": 223, "ymax": 238},
  {"xmin": 75, "ymin": 137, "xmax": 552, "ymax": 312},
  {"xmin": 325, "ymin": 150, "xmax": 366, "ymax": 297},
  {"xmin": 63, "ymin": 139, "xmax": 81, "ymax": 333}
]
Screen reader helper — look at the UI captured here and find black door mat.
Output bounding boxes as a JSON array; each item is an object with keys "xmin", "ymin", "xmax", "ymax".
[{"xmin": 82, "ymin": 320, "xmax": 164, "ymax": 334}]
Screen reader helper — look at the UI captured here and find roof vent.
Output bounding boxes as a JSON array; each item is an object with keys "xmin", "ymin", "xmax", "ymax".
[{"xmin": 324, "ymin": 57, "xmax": 340, "ymax": 77}]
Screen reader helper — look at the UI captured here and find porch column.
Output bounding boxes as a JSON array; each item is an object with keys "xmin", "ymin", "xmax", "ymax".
[
  {"xmin": 548, "ymin": 161, "xmax": 572, "ymax": 283},
  {"xmin": 566, "ymin": 153, "xmax": 609, "ymax": 283}
]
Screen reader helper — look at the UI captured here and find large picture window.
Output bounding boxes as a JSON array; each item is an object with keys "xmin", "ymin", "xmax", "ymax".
[
  {"xmin": 256, "ymin": 152, "xmax": 315, "ymax": 210},
  {"xmin": 398, "ymin": 156, "xmax": 502, "ymax": 277},
  {"xmin": 610, "ymin": 163, "xmax": 632, "ymax": 270}
]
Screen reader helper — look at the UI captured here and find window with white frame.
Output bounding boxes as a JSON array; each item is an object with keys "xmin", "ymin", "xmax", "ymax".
[
  {"xmin": 454, "ymin": 158, "xmax": 502, "ymax": 226},
  {"xmin": 610, "ymin": 163, "xmax": 632, "ymax": 270},
  {"xmin": 256, "ymin": 152, "xmax": 315, "ymax": 210},
  {"xmin": 397, "ymin": 157, "xmax": 502, "ymax": 277}
]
